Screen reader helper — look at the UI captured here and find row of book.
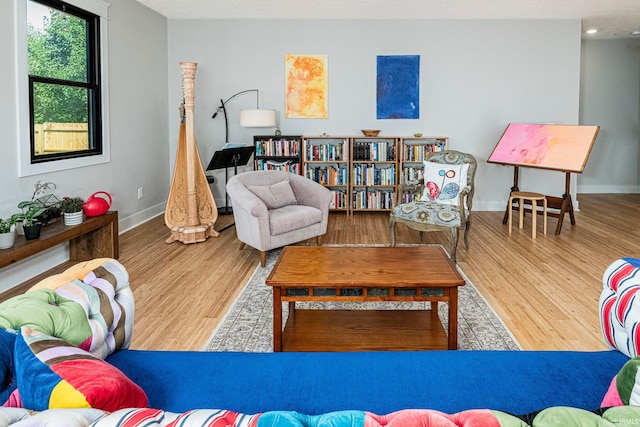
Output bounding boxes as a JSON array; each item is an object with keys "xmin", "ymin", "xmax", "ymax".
[
  {"xmin": 255, "ymin": 138, "xmax": 301, "ymax": 157},
  {"xmin": 399, "ymin": 192, "xmax": 421, "ymax": 204},
  {"xmin": 329, "ymin": 190, "xmax": 348, "ymax": 209},
  {"xmin": 352, "ymin": 164, "xmax": 396, "ymax": 185},
  {"xmin": 352, "ymin": 189, "xmax": 395, "ymax": 210},
  {"xmin": 352, "ymin": 142, "xmax": 396, "ymax": 162},
  {"xmin": 305, "ymin": 142, "xmax": 346, "ymax": 161},
  {"xmin": 255, "ymin": 159, "xmax": 300, "ymax": 174},
  {"xmin": 402, "ymin": 142, "xmax": 446, "ymax": 161},
  {"xmin": 304, "ymin": 166, "xmax": 348, "ymax": 185},
  {"xmin": 400, "ymin": 166, "xmax": 424, "ymax": 182}
]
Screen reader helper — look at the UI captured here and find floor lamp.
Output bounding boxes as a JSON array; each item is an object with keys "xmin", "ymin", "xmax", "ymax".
[{"xmin": 208, "ymin": 90, "xmax": 276, "ymax": 221}]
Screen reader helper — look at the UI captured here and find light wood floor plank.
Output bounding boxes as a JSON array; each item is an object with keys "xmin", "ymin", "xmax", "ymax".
[{"xmin": 124, "ymin": 194, "xmax": 640, "ymax": 351}]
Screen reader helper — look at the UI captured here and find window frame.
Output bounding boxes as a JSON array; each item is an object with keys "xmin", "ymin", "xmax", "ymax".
[{"xmin": 15, "ymin": 0, "xmax": 110, "ymax": 177}]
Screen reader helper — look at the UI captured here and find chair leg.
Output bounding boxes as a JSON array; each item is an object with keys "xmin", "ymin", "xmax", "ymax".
[
  {"xmin": 389, "ymin": 219, "xmax": 397, "ymax": 246},
  {"xmin": 316, "ymin": 235, "xmax": 322, "ymax": 246},
  {"xmin": 259, "ymin": 251, "xmax": 267, "ymax": 268},
  {"xmin": 450, "ymin": 227, "xmax": 459, "ymax": 263},
  {"xmin": 239, "ymin": 242, "xmax": 245, "ymax": 250},
  {"xmin": 463, "ymin": 219, "xmax": 471, "ymax": 250}
]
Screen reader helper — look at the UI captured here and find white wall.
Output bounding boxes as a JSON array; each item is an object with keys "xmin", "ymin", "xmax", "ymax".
[
  {"xmin": 0, "ymin": 0, "xmax": 169, "ymax": 291},
  {"xmin": 579, "ymin": 39, "xmax": 640, "ymax": 193},
  {"xmin": 168, "ymin": 19, "xmax": 583, "ymax": 211}
]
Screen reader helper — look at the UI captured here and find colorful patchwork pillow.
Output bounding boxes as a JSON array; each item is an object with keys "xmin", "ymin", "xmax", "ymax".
[
  {"xmin": 420, "ymin": 162, "xmax": 469, "ymax": 206},
  {"xmin": 0, "ymin": 329, "xmax": 16, "ymax": 406},
  {"xmin": 13, "ymin": 326, "xmax": 147, "ymax": 412},
  {"xmin": 601, "ymin": 355, "xmax": 640, "ymax": 407}
]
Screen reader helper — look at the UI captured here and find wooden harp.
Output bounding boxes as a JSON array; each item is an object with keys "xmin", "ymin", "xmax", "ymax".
[{"xmin": 165, "ymin": 62, "xmax": 219, "ymax": 243}]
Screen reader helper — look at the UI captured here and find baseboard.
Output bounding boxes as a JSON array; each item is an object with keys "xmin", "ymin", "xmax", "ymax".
[
  {"xmin": 577, "ymin": 185, "xmax": 640, "ymax": 194},
  {"xmin": 118, "ymin": 202, "xmax": 166, "ymax": 233},
  {"xmin": 0, "ymin": 201, "xmax": 166, "ymax": 295}
]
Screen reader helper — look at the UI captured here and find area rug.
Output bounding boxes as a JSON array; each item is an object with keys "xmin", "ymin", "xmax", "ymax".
[{"xmin": 204, "ymin": 246, "xmax": 521, "ymax": 352}]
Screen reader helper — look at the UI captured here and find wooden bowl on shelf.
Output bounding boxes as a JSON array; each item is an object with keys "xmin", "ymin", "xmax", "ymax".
[{"xmin": 361, "ymin": 129, "xmax": 380, "ymax": 137}]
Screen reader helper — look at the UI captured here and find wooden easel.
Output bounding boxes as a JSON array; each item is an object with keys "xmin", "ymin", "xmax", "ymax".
[
  {"xmin": 489, "ymin": 123, "xmax": 600, "ymax": 236},
  {"xmin": 500, "ymin": 166, "xmax": 575, "ymax": 235}
]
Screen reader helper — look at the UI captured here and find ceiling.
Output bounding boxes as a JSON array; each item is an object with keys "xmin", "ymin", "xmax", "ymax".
[{"xmin": 135, "ymin": 0, "xmax": 640, "ymax": 39}]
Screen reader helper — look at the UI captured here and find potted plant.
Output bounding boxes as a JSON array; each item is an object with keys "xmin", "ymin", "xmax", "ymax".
[
  {"xmin": 0, "ymin": 217, "xmax": 16, "ymax": 249},
  {"xmin": 13, "ymin": 180, "xmax": 59, "ymax": 233},
  {"xmin": 14, "ymin": 202, "xmax": 48, "ymax": 240},
  {"xmin": 60, "ymin": 197, "xmax": 85, "ymax": 226}
]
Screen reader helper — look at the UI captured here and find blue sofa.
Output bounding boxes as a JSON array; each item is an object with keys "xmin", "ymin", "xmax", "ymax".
[
  {"xmin": 106, "ymin": 348, "xmax": 629, "ymax": 415},
  {"xmin": 1, "ymin": 257, "xmax": 639, "ymax": 426}
]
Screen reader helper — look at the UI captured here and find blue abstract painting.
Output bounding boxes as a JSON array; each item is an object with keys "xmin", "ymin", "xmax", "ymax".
[{"xmin": 376, "ymin": 55, "xmax": 420, "ymax": 120}]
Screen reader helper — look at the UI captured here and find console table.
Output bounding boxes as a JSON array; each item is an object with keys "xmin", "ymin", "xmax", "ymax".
[{"xmin": 0, "ymin": 211, "xmax": 118, "ymax": 270}]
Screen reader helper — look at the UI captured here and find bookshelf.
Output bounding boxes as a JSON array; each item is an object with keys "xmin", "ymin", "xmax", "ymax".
[
  {"xmin": 302, "ymin": 137, "xmax": 349, "ymax": 211},
  {"xmin": 350, "ymin": 137, "xmax": 398, "ymax": 212},
  {"xmin": 254, "ymin": 135, "xmax": 302, "ymax": 174},
  {"xmin": 293, "ymin": 135, "xmax": 448, "ymax": 213},
  {"xmin": 399, "ymin": 137, "xmax": 448, "ymax": 183}
]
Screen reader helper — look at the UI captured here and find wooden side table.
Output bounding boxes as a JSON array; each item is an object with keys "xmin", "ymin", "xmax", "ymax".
[{"xmin": 508, "ymin": 192, "xmax": 547, "ymax": 239}]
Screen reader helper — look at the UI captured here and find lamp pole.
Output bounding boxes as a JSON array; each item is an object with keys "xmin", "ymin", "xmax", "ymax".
[{"xmin": 211, "ymin": 89, "xmax": 259, "ymax": 144}]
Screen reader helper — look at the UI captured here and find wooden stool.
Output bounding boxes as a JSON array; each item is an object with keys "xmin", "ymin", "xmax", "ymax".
[{"xmin": 508, "ymin": 191, "xmax": 547, "ymax": 239}]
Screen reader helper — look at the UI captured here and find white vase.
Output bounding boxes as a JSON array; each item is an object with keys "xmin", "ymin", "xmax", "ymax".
[
  {"xmin": 0, "ymin": 230, "xmax": 16, "ymax": 249},
  {"xmin": 15, "ymin": 221, "xmax": 24, "ymax": 235},
  {"xmin": 63, "ymin": 211, "xmax": 83, "ymax": 226}
]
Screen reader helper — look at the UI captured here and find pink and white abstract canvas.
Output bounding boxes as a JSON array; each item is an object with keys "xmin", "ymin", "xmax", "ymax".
[{"xmin": 488, "ymin": 123, "xmax": 599, "ymax": 173}]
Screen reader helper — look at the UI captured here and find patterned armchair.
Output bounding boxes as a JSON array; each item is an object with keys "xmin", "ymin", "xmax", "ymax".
[{"xmin": 389, "ymin": 150, "xmax": 477, "ymax": 262}]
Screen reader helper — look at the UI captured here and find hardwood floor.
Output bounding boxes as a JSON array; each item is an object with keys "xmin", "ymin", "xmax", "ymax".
[{"xmin": 4, "ymin": 194, "xmax": 640, "ymax": 351}]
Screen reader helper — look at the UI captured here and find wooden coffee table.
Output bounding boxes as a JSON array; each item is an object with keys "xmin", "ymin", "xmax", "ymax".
[{"xmin": 266, "ymin": 245, "xmax": 465, "ymax": 352}]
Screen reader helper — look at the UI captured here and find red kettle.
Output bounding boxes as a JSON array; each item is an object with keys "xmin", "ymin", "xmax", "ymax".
[{"xmin": 83, "ymin": 191, "xmax": 112, "ymax": 217}]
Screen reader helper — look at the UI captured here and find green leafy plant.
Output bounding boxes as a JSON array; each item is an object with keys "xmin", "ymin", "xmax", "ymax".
[
  {"xmin": 13, "ymin": 202, "xmax": 48, "ymax": 227},
  {"xmin": 59, "ymin": 196, "xmax": 85, "ymax": 214},
  {"xmin": 13, "ymin": 180, "xmax": 58, "ymax": 226},
  {"xmin": 0, "ymin": 217, "xmax": 15, "ymax": 234}
]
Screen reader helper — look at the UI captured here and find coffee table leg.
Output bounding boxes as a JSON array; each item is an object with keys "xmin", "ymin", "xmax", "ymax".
[
  {"xmin": 448, "ymin": 288, "xmax": 458, "ymax": 350},
  {"xmin": 273, "ymin": 287, "xmax": 283, "ymax": 352}
]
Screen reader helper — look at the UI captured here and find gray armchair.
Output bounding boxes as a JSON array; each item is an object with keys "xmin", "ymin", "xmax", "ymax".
[{"xmin": 226, "ymin": 170, "xmax": 332, "ymax": 267}]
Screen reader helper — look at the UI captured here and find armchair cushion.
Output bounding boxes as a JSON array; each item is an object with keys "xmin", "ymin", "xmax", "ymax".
[
  {"xmin": 391, "ymin": 201, "xmax": 465, "ymax": 227},
  {"xmin": 421, "ymin": 162, "xmax": 469, "ymax": 206},
  {"xmin": 247, "ymin": 180, "xmax": 297, "ymax": 210},
  {"xmin": 270, "ymin": 205, "xmax": 323, "ymax": 236}
]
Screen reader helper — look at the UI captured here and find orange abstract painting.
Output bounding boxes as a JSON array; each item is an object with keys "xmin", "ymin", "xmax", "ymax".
[{"xmin": 285, "ymin": 54, "xmax": 328, "ymax": 119}]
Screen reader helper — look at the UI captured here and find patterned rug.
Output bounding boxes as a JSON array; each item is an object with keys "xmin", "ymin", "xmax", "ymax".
[{"xmin": 204, "ymin": 246, "xmax": 521, "ymax": 352}]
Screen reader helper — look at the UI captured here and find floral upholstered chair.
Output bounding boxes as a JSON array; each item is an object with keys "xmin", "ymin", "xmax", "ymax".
[{"xmin": 389, "ymin": 150, "xmax": 477, "ymax": 262}]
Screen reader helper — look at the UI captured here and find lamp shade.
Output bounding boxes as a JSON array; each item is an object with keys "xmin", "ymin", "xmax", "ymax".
[{"xmin": 239, "ymin": 109, "xmax": 276, "ymax": 128}]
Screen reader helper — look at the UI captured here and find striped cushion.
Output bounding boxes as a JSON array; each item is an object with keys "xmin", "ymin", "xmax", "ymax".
[
  {"xmin": 600, "ymin": 258, "xmax": 640, "ymax": 357},
  {"xmin": 13, "ymin": 327, "xmax": 147, "ymax": 412}
]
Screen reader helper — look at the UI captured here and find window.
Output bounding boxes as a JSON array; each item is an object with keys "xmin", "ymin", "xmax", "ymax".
[
  {"xmin": 27, "ymin": 0, "xmax": 101, "ymax": 162},
  {"xmin": 16, "ymin": 0, "xmax": 110, "ymax": 176}
]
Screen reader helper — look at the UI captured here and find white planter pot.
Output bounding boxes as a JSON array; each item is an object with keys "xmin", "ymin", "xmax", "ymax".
[
  {"xmin": 15, "ymin": 221, "xmax": 24, "ymax": 235},
  {"xmin": 63, "ymin": 211, "xmax": 84, "ymax": 226},
  {"xmin": 0, "ymin": 230, "xmax": 16, "ymax": 249}
]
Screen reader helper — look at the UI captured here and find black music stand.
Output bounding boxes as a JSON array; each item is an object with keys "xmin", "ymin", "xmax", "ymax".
[{"xmin": 206, "ymin": 146, "xmax": 254, "ymax": 215}]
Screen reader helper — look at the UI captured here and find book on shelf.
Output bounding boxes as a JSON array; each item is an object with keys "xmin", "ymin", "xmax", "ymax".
[
  {"xmin": 256, "ymin": 159, "xmax": 300, "ymax": 174},
  {"xmin": 351, "ymin": 188, "xmax": 394, "ymax": 210},
  {"xmin": 255, "ymin": 137, "xmax": 300, "ymax": 157},
  {"xmin": 352, "ymin": 164, "xmax": 395, "ymax": 185}
]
